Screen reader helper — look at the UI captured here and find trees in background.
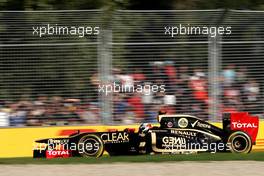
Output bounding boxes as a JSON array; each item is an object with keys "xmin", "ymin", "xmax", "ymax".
[{"xmin": 0, "ymin": 0, "xmax": 264, "ymax": 10}]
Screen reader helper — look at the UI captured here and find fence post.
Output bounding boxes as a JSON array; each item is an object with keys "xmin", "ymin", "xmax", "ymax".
[
  {"xmin": 208, "ymin": 34, "xmax": 221, "ymax": 121},
  {"xmin": 98, "ymin": 30, "xmax": 113, "ymax": 124}
]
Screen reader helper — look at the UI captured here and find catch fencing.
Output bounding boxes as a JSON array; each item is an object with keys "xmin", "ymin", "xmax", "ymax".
[{"xmin": 0, "ymin": 9, "xmax": 263, "ymax": 126}]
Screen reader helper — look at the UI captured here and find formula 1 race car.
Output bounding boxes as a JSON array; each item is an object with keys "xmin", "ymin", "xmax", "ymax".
[{"xmin": 33, "ymin": 112, "xmax": 259, "ymax": 158}]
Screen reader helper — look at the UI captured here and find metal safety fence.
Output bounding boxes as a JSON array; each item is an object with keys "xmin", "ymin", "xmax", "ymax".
[{"xmin": 0, "ymin": 9, "xmax": 263, "ymax": 126}]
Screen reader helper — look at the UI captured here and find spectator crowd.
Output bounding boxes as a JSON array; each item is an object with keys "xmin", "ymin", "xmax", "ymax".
[{"xmin": 0, "ymin": 62, "xmax": 262, "ymax": 127}]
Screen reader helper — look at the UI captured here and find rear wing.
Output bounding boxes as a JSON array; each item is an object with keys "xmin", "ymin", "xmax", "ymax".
[{"xmin": 223, "ymin": 112, "xmax": 259, "ymax": 144}]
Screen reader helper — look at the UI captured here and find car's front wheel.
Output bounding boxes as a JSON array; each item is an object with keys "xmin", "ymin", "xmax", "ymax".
[
  {"xmin": 228, "ymin": 131, "xmax": 252, "ymax": 153},
  {"xmin": 77, "ymin": 134, "xmax": 104, "ymax": 157}
]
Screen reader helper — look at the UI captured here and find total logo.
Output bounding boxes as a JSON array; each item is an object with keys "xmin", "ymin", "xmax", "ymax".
[
  {"xmin": 46, "ymin": 150, "xmax": 70, "ymax": 156},
  {"xmin": 232, "ymin": 122, "xmax": 258, "ymax": 128}
]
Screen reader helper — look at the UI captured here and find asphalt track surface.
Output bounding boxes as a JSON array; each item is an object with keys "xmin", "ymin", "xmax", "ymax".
[{"xmin": 0, "ymin": 161, "xmax": 263, "ymax": 176}]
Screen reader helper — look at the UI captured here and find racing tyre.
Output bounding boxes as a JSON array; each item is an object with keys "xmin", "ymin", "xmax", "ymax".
[
  {"xmin": 228, "ymin": 131, "xmax": 252, "ymax": 153},
  {"xmin": 78, "ymin": 134, "xmax": 104, "ymax": 157}
]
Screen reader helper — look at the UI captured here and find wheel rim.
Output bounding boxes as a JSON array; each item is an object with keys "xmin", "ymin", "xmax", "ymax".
[
  {"xmin": 78, "ymin": 135, "xmax": 104, "ymax": 157},
  {"xmin": 228, "ymin": 131, "xmax": 252, "ymax": 154},
  {"xmin": 230, "ymin": 134, "xmax": 250, "ymax": 153},
  {"xmin": 82, "ymin": 138, "xmax": 100, "ymax": 156}
]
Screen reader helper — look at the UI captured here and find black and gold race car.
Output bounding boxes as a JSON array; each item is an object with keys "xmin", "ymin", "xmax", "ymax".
[{"xmin": 33, "ymin": 111, "xmax": 259, "ymax": 158}]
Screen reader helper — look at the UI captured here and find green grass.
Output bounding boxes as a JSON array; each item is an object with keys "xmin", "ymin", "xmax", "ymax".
[{"xmin": 1, "ymin": 152, "xmax": 264, "ymax": 164}]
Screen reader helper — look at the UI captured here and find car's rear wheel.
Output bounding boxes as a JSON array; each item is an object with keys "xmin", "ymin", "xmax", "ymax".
[
  {"xmin": 77, "ymin": 134, "xmax": 104, "ymax": 157},
  {"xmin": 228, "ymin": 131, "xmax": 252, "ymax": 153}
]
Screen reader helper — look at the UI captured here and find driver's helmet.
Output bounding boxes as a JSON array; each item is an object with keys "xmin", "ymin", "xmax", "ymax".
[{"xmin": 139, "ymin": 123, "xmax": 152, "ymax": 134}]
